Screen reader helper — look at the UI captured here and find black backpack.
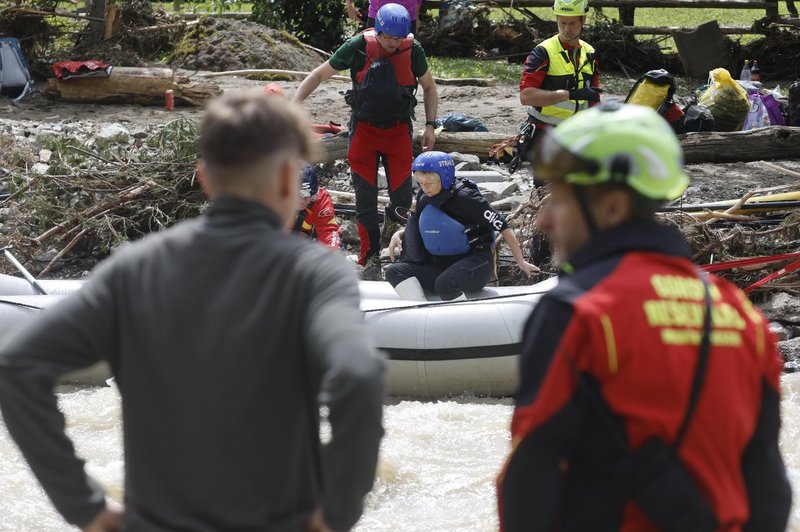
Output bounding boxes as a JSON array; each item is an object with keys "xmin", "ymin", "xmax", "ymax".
[{"xmin": 678, "ymin": 104, "xmax": 715, "ymax": 133}]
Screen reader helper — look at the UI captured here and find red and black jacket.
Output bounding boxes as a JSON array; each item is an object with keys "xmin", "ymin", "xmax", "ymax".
[
  {"xmin": 294, "ymin": 188, "xmax": 341, "ymax": 250},
  {"xmin": 498, "ymin": 220, "xmax": 791, "ymax": 531}
]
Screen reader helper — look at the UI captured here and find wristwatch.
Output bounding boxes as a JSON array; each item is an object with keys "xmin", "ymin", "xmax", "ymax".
[{"xmin": 425, "ymin": 120, "xmax": 436, "ymax": 127}]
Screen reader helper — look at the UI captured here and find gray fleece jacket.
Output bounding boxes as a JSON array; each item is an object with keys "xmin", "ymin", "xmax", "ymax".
[{"xmin": 0, "ymin": 197, "xmax": 385, "ymax": 531}]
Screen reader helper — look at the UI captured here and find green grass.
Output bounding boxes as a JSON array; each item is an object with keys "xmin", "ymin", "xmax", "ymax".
[
  {"xmin": 427, "ymin": 56, "xmax": 523, "ymax": 83},
  {"xmin": 427, "ymin": 56, "xmax": 792, "ymax": 100},
  {"xmin": 151, "ymin": 1, "xmax": 253, "ymax": 13}
]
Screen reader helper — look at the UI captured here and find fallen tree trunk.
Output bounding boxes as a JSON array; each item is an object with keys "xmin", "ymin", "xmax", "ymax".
[
  {"xmin": 432, "ymin": 77, "xmax": 497, "ymax": 86},
  {"xmin": 46, "ymin": 67, "xmax": 222, "ymax": 106},
  {"xmin": 680, "ymin": 127, "xmax": 800, "ymax": 164},
  {"xmin": 318, "ymin": 127, "xmax": 800, "ymax": 164},
  {"xmin": 318, "ymin": 131, "xmax": 505, "ymax": 162},
  {"xmin": 200, "ymin": 69, "xmax": 350, "ymax": 82},
  {"xmin": 201, "ymin": 70, "xmax": 495, "ymax": 86}
]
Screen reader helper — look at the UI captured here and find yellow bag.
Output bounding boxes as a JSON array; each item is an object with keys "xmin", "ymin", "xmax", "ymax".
[
  {"xmin": 625, "ymin": 69, "xmax": 676, "ymax": 113},
  {"xmin": 698, "ymin": 68, "xmax": 751, "ymax": 132},
  {"xmin": 628, "ymin": 80, "xmax": 670, "ymax": 109}
]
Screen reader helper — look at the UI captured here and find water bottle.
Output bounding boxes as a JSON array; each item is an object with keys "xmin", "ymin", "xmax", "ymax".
[
  {"xmin": 740, "ymin": 59, "xmax": 751, "ymax": 82},
  {"xmin": 751, "ymin": 60, "xmax": 761, "ymax": 82}
]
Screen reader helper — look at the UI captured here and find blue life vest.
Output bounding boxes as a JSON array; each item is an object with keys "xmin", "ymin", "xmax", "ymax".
[{"xmin": 418, "ymin": 205, "xmax": 471, "ymax": 256}]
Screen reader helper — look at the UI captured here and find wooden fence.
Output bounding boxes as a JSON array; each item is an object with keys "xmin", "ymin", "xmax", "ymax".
[{"xmin": 422, "ymin": 0, "xmax": 780, "ymax": 17}]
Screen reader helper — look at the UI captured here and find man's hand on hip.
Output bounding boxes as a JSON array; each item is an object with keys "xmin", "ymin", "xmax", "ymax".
[{"xmin": 82, "ymin": 501, "xmax": 124, "ymax": 532}]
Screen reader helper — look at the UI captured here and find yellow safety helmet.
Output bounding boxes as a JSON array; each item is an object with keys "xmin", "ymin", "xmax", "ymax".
[
  {"xmin": 553, "ymin": 0, "xmax": 589, "ymax": 16},
  {"xmin": 531, "ymin": 102, "xmax": 689, "ymax": 201}
]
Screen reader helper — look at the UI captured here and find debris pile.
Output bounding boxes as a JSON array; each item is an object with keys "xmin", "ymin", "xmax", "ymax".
[
  {"xmin": 584, "ymin": 16, "xmax": 683, "ymax": 76},
  {"xmin": 1, "ymin": 1, "xmax": 326, "ymax": 79},
  {"xmin": 417, "ymin": 7, "xmax": 683, "ymax": 73},
  {"xmin": 418, "ymin": 7, "xmax": 798, "ymax": 79},
  {"xmin": 742, "ymin": 26, "xmax": 800, "ymax": 81},
  {"xmin": 417, "ymin": 4, "xmax": 544, "ymax": 59},
  {"xmin": 506, "ymin": 163, "xmax": 800, "ymax": 298},
  {"xmin": 0, "ymin": 119, "xmax": 204, "ymax": 276},
  {"xmin": 169, "ymin": 18, "xmax": 324, "ymax": 73},
  {"xmin": 0, "ymin": 0, "xmax": 180, "ymax": 74}
]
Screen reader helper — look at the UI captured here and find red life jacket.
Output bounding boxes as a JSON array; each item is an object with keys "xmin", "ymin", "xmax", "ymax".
[
  {"xmin": 350, "ymin": 31, "xmax": 417, "ymax": 124},
  {"xmin": 355, "ymin": 31, "xmax": 416, "ymax": 87}
]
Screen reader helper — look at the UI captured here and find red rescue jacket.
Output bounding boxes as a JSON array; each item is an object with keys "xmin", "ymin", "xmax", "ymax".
[
  {"xmin": 498, "ymin": 220, "xmax": 790, "ymax": 532},
  {"xmin": 295, "ymin": 188, "xmax": 341, "ymax": 250}
]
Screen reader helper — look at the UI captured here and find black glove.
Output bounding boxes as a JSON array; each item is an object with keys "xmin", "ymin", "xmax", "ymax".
[{"xmin": 568, "ymin": 87, "xmax": 601, "ymax": 102}]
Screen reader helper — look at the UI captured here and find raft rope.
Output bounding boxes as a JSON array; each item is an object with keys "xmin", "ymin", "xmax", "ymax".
[
  {"xmin": 0, "ymin": 298, "xmax": 47, "ymax": 309},
  {"xmin": 363, "ymin": 282, "xmax": 555, "ymax": 313}
]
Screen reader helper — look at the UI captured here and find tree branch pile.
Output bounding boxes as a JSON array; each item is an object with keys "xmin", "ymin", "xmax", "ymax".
[
  {"xmin": 0, "ymin": 119, "xmax": 205, "ymax": 277},
  {"xmin": 417, "ymin": 7, "xmax": 682, "ymax": 73},
  {"xmin": 503, "ymin": 185, "xmax": 800, "ymax": 295},
  {"xmin": 742, "ymin": 24, "xmax": 800, "ymax": 81}
]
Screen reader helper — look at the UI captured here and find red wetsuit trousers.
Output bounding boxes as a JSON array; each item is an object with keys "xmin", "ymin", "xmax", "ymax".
[{"xmin": 348, "ymin": 118, "xmax": 413, "ymax": 264}]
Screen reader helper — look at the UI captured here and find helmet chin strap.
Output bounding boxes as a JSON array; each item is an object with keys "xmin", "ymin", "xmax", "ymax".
[{"xmin": 573, "ymin": 186, "xmax": 598, "ymax": 236}]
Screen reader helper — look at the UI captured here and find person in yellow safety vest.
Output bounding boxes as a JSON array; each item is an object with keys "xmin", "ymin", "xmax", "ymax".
[{"xmin": 519, "ymin": 0, "xmax": 600, "ymax": 128}]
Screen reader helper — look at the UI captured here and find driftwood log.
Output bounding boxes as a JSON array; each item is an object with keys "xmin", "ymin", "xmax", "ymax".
[
  {"xmin": 318, "ymin": 127, "xmax": 800, "ymax": 164},
  {"xmin": 200, "ymin": 70, "xmax": 497, "ymax": 87},
  {"xmin": 200, "ymin": 69, "xmax": 350, "ymax": 82},
  {"xmin": 318, "ymin": 131, "xmax": 506, "ymax": 162},
  {"xmin": 433, "ymin": 77, "xmax": 497, "ymax": 87},
  {"xmin": 46, "ymin": 67, "xmax": 222, "ymax": 106},
  {"xmin": 680, "ymin": 127, "xmax": 800, "ymax": 164}
]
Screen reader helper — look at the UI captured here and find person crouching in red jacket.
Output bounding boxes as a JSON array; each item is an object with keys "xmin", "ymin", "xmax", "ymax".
[{"xmin": 294, "ymin": 164, "xmax": 342, "ymax": 250}]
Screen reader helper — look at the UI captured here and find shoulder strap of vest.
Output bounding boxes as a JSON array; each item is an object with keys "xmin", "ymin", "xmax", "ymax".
[
  {"xmin": 364, "ymin": 33, "xmax": 414, "ymax": 60},
  {"xmin": 674, "ymin": 274, "xmax": 713, "ymax": 450},
  {"xmin": 541, "ymin": 36, "xmax": 571, "ymax": 68}
]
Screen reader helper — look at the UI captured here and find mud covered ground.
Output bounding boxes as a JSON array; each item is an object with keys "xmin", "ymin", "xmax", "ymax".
[{"xmin": 4, "ymin": 73, "xmax": 799, "ymax": 203}]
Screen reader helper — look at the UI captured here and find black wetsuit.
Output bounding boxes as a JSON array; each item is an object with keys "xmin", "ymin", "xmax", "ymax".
[{"xmin": 385, "ymin": 179, "xmax": 508, "ymax": 300}]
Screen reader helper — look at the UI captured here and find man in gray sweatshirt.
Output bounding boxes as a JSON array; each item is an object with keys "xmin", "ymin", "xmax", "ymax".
[{"xmin": 0, "ymin": 90, "xmax": 386, "ymax": 532}]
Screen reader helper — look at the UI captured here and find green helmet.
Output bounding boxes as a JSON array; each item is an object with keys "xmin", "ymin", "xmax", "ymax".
[
  {"xmin": 531, "ymin": 102, "xmax": 689, "ymax": 201},
  {"xmin": 553, "ymin": 0, "xmax": 589, "ymax": 16}
]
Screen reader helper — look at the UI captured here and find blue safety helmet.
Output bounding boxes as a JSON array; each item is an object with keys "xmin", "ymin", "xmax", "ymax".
[
  {"xmin": 375, "ymin": 3, "xmax": 411, "ymax": 38},
  {"xmin": 300, "ymin": 163, "xmax": 319, "ymax": 197},
  {"xmin": 412, "ymin": 151, "xmax": 456, "ymax": 190}
]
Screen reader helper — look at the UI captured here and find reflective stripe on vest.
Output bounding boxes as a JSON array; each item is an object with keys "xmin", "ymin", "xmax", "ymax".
[
  {"xmin": 418, "ymin": 204, "xmax": 471, "ymax": 256},
  {"xmin": 355, "ymin": 31, "xmax": 416, "ymax": 87},
  {"xmin": 528, "ymin": 35, "xmax": 596, "ymax": 125}
]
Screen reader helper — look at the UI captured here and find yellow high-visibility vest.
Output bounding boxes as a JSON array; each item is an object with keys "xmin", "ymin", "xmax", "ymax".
[{"xmin": 528, "ymin": 35, "xmax": 596, "ymax": 126}]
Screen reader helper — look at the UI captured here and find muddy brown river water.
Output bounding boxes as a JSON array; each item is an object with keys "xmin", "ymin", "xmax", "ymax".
[{"xmin": 2, "ymin": 377, "xmax": 800, "ymax": 531}]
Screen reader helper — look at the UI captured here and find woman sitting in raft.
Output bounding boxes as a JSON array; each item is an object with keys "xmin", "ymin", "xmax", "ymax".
[{"xmin": 386, "ymin": 151, "xmax": 539, "ymax": 300}]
